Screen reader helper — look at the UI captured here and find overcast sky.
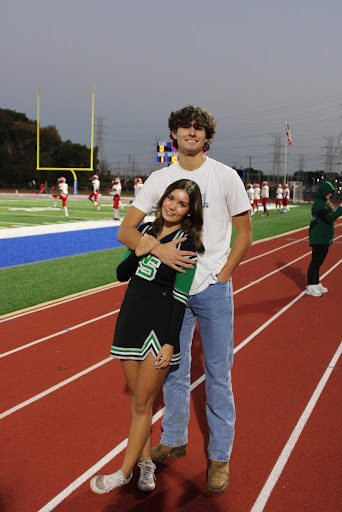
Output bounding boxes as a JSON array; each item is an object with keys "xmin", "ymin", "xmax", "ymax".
[{"xmin": 1, "ymin": 0, "xmax": 341, "ymax": 176}]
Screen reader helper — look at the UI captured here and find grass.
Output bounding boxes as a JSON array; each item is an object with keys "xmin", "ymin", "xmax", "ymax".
[
  {"xmin": 0, "ymin": 199, "xmax": 312, "ymax": 316},
  {"xmin": 0, "ymin": 194, "xmax": 131, "ymax": 227}
]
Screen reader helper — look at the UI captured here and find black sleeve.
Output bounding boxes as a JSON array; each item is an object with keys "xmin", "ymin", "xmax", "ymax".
[
  {"xmin": 116, "ymin": 223, "xmax": 151, "ymax": 281},
  {"xmin": 116, "ymin": 249, "xmax": 140, "ymax": 282},
  {"xmin": 317, "ymin": 206, "xmax": 342, "ymax": 224}
]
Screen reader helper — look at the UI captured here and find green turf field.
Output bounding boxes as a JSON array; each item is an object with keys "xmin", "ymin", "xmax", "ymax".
[
  {"xmin": 0, "ymin": 194, "xmax": 131, "ymax": 228},
  {"xmin": 0, "ymin": 196, "xmax": 312, "ymax": 316}
]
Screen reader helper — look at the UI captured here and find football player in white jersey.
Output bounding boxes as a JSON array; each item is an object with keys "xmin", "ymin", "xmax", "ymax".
[
  {"xmin": 275, "ymin": 184, "xmax": 283, "ymax": 210},
  {"xmin": 134, "ymin": 177, "xmax": 143, "ymax": 198},
  {"xmin": 261, "ymin": 181, "xmax": 270, "ymax": 216},
  {"xmin": 52, "ymin": 177, "xmax": 69, "ymax": 217},
  {"xmin": 282, "ymin": 183, "xmax": 290, "ymax": 214},
  {"xmin": 111, "ymin": 177, "xmax": 122, "ymax": 220},
  {"xmin": 253, "ymin": 183, "xmax": 261, "ymax": 213},
  {"xmin": 246, "ymin": 183, "xmax": 254, "ymax": 216},
  {"xmin": 89, "ymin": 174, "xmax": 101, "ymax": 211}
]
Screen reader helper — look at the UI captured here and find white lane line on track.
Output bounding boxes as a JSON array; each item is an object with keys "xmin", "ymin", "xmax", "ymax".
[
  {"xmin": 36, "ymin": 259, "xmax": 342, "ymax": 512},
  {"xmin": 0, "ymin": 310, "xmax": 119, "ymax": 359},
  {"xmin": 240, "ymin": 235, "xmax": 308, "ymax": 265},
  {"xmin": 250, "ymin": 340, "xmax": 342, "ymax": 512},
  {"xmin": 234, "ymin": 250, "xmax": 312, "ymax": 295},
  {"xmin": 0, "ymin": 225, "xmax": 313, "ymax": 322},
  {"xmin": 0, "ymin": 358, "xmax": 112, "ymax": 420}
]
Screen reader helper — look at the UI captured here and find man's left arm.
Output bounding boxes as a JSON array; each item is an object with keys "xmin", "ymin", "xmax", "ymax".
[{"xmin": 216, "ymin": 211, "xmax": 252, "ymax": 282}]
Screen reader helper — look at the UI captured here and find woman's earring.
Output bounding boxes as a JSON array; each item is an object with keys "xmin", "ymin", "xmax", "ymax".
[{"xmin": 187, "ymin": 213, "xmax": 191, "ymax": 217}]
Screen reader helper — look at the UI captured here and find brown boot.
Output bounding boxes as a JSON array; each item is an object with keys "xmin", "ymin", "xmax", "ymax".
[
  {"xmin": 206, "ymin": 460, "xmax": 229, "ymax": 492},
  {"xmin": 151, "ymin": 443, "xmax": 187, "ymax": 464}
]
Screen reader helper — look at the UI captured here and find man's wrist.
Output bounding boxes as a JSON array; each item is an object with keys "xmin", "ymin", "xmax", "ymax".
[{"xmin": 150, "ymin": 242, "xmax": 160, "ymax": 256}]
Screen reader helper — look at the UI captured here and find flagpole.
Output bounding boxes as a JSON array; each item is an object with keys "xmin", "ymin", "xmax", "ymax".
[{"xmin": 284, "ymin": 119, "xmax": 288, "ymax": 185}]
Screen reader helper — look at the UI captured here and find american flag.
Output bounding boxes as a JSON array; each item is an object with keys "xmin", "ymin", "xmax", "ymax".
[{"xmin": 286, "ymin": 122, "xmax": 292, "ymax": 147}]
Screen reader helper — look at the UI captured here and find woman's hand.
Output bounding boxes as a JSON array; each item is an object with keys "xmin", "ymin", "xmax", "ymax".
[
  {"xmin": 154, "ymin": 344, "xmax": 174, "ymax": 369},
  {"xmin": 135, "ymin": 234, "xmax": 159, "ymax": 257}
]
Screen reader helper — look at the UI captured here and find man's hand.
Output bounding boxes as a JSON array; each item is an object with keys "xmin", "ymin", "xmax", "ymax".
[
  {"xmin": 135, "ymin": 234, "xmax": 159, "ymax": 257},
  {"xmin": 150, "ymin": 238, "xmax": 196, "ymax": 273}
]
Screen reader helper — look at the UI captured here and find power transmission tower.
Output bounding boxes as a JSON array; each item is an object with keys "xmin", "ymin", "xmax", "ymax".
[
  {"xmin": 271, "ymin": 134, "xmax": 282, "ymax": 178},
  {"xmin": 322, "ymin": 135, "xmax": 342, "ymax": 182},
  {"xmin": 95, "ymin": 115, "xmax": 108, "ymax": 174}
]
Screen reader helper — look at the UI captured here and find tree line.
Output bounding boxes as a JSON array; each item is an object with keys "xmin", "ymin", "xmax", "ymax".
[{"xmin": 0, "ymin": 108, "xmax": 100, "ymax": 188}]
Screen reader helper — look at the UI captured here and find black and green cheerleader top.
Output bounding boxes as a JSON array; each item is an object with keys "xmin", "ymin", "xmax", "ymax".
[{"xmin": 110, "ymin": 223, "xmax": 197, "ymax": 365}]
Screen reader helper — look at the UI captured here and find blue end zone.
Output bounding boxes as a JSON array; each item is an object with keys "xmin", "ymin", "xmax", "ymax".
[{"xmin": 0, "ymin": 226, "xmax": 122, "ymax": 269}]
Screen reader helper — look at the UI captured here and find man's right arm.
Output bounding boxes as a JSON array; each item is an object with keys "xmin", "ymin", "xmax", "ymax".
[{"xmin": 117, "ymin": 206, "xmax": 146, "ymax": 249}]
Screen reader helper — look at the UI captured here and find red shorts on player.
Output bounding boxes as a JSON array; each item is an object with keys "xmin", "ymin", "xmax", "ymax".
[
  {"xmin": 113, "ymin": 196, "xmax": 120, "ymax": 209},
  {"xmin": 253, "ymin": 199, "xmax": 259, "ymax": 208},
  {"xmin": 282, "ymin": 198, "xmax": 289, "ymax": 207},
  {"xmin": 59, "ymin": 195, "xmax": 68, "ymax": 207},
  {"xmin": 276, "ymin": 198, "xmax": 282, "ymax": 206},
  {"xmin": 89, "ymin": 191, "xmax": 99, "ymax": 202},
  {"xmin": 261, "ymin": 197, "xmax": 268, "ymax": 207}
]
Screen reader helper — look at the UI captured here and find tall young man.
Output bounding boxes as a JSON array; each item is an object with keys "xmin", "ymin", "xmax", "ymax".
[{"xmin": 117, "ymin": 105, "xmax": 252, "ymax": 492}]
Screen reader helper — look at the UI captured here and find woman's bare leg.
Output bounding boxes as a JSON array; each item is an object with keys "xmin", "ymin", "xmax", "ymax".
[{"xmin": 120, "ymin": 354, "xmax": 169, "ymax": 477}]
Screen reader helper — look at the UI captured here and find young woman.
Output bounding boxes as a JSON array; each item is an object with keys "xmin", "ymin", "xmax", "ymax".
[
  {"xmin": 90, "ymin": 179, "xmax": 204, "ymax": 494},
  {"xmin": 305, "ymin": 181, "xmax": 342, "ymax": 297}
]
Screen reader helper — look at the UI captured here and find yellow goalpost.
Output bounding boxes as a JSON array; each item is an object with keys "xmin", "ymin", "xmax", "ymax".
[{"xmin": 36, "ymin": 85, "xmax": 95, "ymax": 194}]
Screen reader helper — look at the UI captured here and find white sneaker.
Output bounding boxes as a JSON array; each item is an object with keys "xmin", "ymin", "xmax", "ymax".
[
  {"xmin": 97, "ymin": 206, "xmax": 101, "ymax": 212},
  {"xmin": 90, "ymin": 469, "xmax": 132, "ymax": 494},
  {"xmin": 305, "ymin": 285, "xmax": 322, "ymax": 297},
  {"xmin": 137, "ymin": 460, "xmax": 156, "ymax": 491},
  {"xmin": 317, "ymin": 283, "xmax": 328, "ymax": 293}
]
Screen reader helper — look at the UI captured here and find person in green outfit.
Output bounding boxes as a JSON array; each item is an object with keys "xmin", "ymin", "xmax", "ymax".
[{"xmin": 305, "ymin": 181, "xmax": 342, "ymax": 297}]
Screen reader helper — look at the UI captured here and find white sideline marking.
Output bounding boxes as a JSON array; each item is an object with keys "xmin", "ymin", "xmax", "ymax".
[
  {"xmin": 0, "ymin": 310, "xmax": 119, "ymax": 359},
  {"xmin": 250, "ymin": 340, "xmax": 342, "ymax": 512},
  {"xmin": 9, "ymin": 258, "xmax": 342, "ymax": 510}
]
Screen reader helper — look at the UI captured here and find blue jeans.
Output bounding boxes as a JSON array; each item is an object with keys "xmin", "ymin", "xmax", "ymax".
[{"xmin": 161, "ymin": 280, "xmax": 235, "ymax": 462}]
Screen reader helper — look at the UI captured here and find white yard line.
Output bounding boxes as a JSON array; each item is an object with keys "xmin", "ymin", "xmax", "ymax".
[{"xmin": 35, "ymin": 258, "xmax": 342, "ymax": 512}]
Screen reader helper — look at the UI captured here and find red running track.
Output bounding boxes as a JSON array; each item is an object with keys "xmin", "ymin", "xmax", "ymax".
[{"xmin": 0, "ymin": 224, "xmax": 341, "ymax": 512}]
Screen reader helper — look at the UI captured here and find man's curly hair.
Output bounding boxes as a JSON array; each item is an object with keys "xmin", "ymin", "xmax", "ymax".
[{"xmin": 168, "ymin": 105, "xmax": 217, "ymax": 152}]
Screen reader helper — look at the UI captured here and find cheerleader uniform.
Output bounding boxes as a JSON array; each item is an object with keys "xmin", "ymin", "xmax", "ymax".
[{"xmin": 110, "ymin": 223, "xmax": 197, "ymax": 365}]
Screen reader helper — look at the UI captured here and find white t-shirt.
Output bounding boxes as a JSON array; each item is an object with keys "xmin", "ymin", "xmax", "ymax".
[
  {"xmin": 261, "ymin": 185, "xmax": 269, "ymax": 198},
  {"xmin": 247, "ymin": 188, "xmax": 254, "ymax": 203},
  {"xmin": 133, "ymin": 157, "xmax": 251, "ymax": 295},
  {"xmin": 92, "ymin": 179, "xmax": 100, "ymax": 192},
  {"xmin": 283, "ymin": 187, "xmax": 290, "ymax": 199},
  {"xmin": 58, "ymin": 183, "xmax": 68, "ymax": 196},
  {"xmin": 111, "ymin": 184, "xmax": 122, "ymax": 196},
  {"xmin": 276, "ymin": 187, "xmax": 283, "ymax": 199},
  {"xmin": 134, "ymin": 183, "xmax": 143, "ymax": 197},
  {"xmin": 253, "ymin": 187, "xmax": 261, "ymax": 200}
]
